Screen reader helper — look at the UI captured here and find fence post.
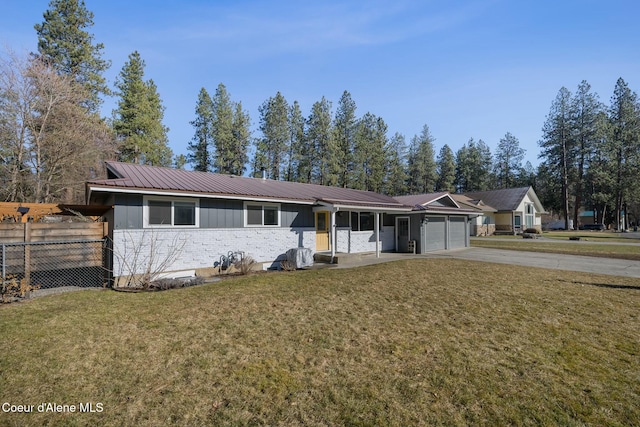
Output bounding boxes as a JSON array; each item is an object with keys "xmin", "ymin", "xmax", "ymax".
[
  {"xmin": 2, "ymin": 244, "xmax": 5, "ymax": 282},
  {"xmin": 24, "ymin": 223, "xmax": 31, "ymax": 285}
]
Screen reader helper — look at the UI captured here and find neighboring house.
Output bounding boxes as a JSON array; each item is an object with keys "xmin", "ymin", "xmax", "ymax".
[
  {"xmin": 451, "ymin": 195, "xmax": 497, "ymax": 236},
  {"xmin": 393, "ymin": 192, "xmax": 478, "ymax": 252},
  {"xmin": 87, "ymin": 163, "xmax": 474, "ymax": 283},
  {"xmin": 461, "ymin": 187, "xmax": 546, "ymax": 235}
]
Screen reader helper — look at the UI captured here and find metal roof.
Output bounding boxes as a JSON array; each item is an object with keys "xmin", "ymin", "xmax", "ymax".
[{"xmin": 88, "ymin": 162, "xmax": 409, "ymax": 211}]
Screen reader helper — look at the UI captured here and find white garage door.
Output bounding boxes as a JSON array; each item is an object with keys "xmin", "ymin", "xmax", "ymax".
[
  {"xmin": 423, "ymin": 216, "xmax": 446, "ymax": 252},
  {"xmin": 449, "ymin": 216, "xmax": 467, "ymax": 249}
]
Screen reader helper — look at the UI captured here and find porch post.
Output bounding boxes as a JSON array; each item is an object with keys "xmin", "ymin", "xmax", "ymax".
[
  {"xmin": 375, "ymin": 212, "xmax": 380, "ymax": 258},
  {"xmin": 331, "ymin": 210, "xmax": 336, "ymax": 261}
]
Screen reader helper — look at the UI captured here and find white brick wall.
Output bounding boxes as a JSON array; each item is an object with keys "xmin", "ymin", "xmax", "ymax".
[
  {"xmin": 111, "ymin": 224, "xmax": 400, "ymax": 278},
  {"xmin": 334, "ymin": 226, "xmax": 395, "ymax": 253},
  {"xmin": 112, "ymin": 227, "xmax": 315, "ymax": 276}
]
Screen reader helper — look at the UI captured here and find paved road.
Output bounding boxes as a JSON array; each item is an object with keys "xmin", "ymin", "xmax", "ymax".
[{"xmin": 433, "ymin": 247, "xmax": 640, "ymax": 279}]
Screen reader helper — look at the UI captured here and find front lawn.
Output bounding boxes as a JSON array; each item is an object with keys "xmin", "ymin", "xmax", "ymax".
[
  {"xmin": 1, "ymin": 259, "xmax": 638, "ymax": 426},
  {"xmin": 472, "ymin": 238, "xmax": 640, "ymax": 260}
]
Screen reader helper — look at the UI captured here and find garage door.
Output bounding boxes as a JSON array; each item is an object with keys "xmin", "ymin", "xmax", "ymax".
[
  {"xmin": 423, "ymin": 216, "xmax": 446, "ymax": 252},
  {"xmin": 449, "ymin": 216, "xmax": 467, "ymax": 249}
]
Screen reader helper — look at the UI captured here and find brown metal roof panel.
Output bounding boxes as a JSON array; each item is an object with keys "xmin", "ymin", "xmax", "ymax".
[{"xmin": 91, "ymin": 162, "xmax": 404, "ymax": 206}]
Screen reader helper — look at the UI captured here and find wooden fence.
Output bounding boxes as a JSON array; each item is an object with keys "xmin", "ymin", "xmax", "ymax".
[
  {"xmin": 0, "ymin": 222, "xmax": 108, "ymax": 243},
  {"xmin": 1, "ymin": 223, "xmax": 109, "ymax": 288}
]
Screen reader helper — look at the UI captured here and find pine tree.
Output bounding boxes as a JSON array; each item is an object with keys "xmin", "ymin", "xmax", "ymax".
[
  {"xmin": 495, "ymin": 132, "xmax": 525, "ymax": 189},
  {"xmin": 407, "ymin": 124, "xmax": 437, "ymax": 194},
  {"xmin": 435, "ymin": 144, "xmax": 456, "ymax": 192},
  {"xmin": 352, "ymin": 113, "xmax": 388, "ymax": 192},
  {"xmin": 113, "ymin": 51, "xmax": 172, "ymax": 166},
  {"xmin": 287, "ymin": 101, "xmax": 306, "ymax": 182},
  {"xmin": 211, "ymin": 83, "xmax": 234, "ymax": 174},
  {"xmin": 187, "ymin": 87, "xmax": 214, "ymax": 172},
  {"xmin": 384, "ymin": 132, "xmax": 408, "ymax": 195},
  {"xmin": 229, "ymin": 101, "xmax": 250, "ymax": 176},
  {"xmin": 539, "ymin": 87, "xmax": 574, "ymax": 229},
  {"xmin": 571, "ymin": 80, "xmax": 603, "ymax": 227},
  {"xmin": 255, "ymin": 92, "xmax": 290, "ymax": 179},
  {"xmin": 306, "ymin": 97, "xmax": 333, "ymax": 185},
  {"xmin": 332, "ymin": 90, "xmax": 357, "ymax": 187},
  {"xmin": 455, "ymin": 138, "xmax": 493, "ymax": 192},
  {"xmin": 34, "ymin": 0, "xmax": 110, "ymax": 112},
  {"xmin": 608, "ymin": 78, "xmax": 640, "ymax": 230}
]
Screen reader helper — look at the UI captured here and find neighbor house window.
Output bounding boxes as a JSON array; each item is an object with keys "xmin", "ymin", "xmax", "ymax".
[
  {"xmin": 144, "ymin": 197, "xmax": 198, "ymax": 227},
  {"xmin": 525, "ymin": 204, "xmax": 534, "ymax": 228},
  {"xmin": 244, "ymin": 202, "xmax": 280, "ymax": 226}
]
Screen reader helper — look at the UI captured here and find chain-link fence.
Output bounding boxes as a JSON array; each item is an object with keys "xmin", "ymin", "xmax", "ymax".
[{"xmin": 1, "ymin": 239, "xmax": 107, "ymax": 289}]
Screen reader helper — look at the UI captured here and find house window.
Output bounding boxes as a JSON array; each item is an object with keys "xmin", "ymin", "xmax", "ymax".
[
  {"xmin": 244, "ymin": 202, "xmax": 280, "ymax": 226},
  {"xmin": 144, "ymin": 197, "xmax": 198, "ymax": 227},
  {"xmin": 348, "ymin": 211, "xmax": 381, "ymax": 231},
  {"xmin": 525, "ymin": 204, "xmax": 534, "ymax": 228},
  {"xmin": 514, "ymin": 214, "xmax": 522, "ymax": 229}
]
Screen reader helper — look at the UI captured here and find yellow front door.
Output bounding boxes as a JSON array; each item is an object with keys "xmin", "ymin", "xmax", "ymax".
[{"xmin": 315, "ymin": 211, "xmax": 330, "ymax": 251}]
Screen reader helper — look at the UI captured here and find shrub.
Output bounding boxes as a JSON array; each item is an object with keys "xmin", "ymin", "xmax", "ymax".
[
  {"xmin": 524, "ymin": 228, "xmax": 541, "ymax": 234},
  {"xmin": 280, "ymin": 260, "xmax": 297, "ymax": 271},
  {"xmin": 1, "ymin": 275, "xmax": 40, "ymax": 303},
  {"xmin": 234, "ymin": 256, "xmax": 257, "ymax": 275}
]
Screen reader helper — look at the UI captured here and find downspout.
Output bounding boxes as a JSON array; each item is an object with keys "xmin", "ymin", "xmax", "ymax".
[{"xmin": 375, "ymin": 212, "xmax": 380, "ymax": 258}]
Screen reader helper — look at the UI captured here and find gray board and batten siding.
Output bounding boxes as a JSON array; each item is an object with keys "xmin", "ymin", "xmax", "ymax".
[{"xmin": 112, "ymin": 193, "xmax": 314, "ymax": 230}]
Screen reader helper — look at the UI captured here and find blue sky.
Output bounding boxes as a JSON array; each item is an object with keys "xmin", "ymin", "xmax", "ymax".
[{"xmin": 2, "ymin": 0, "xmax": 640, "ymax": 169}]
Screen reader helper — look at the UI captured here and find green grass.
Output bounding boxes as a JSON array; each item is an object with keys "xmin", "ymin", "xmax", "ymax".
[
  {"xmin": 472, "ymin": 238, "xmax": 640, "ymax": 260},
  {"xmin": 1, "ymin": 259, "xmax": 639, "ymax": 426},
  {"xmin": 543, "ymin": 231, "xmax": 635, "ymax": 243}
]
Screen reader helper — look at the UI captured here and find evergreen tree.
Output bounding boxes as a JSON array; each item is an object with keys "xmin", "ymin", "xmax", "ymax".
[
  {"xmin": 211, "ymin": 83, "xmax": 235, "ymax": 174},
  {"xmin": 571, "ymin": 80, "xmax": 604, "ymax": 227},
  {"xmin": 608, "ymin": 78, "xmax": 640, "ymax": 230},
  {"xmin": 435, "ymin": 144, "xmax": 456, "ymax": 192},
  {"xmin": 34, "ymin": 0, "xmax": 110, "ymax": 112},
  {"xmin": 407, "ymin": 124, "xmax": 437, "ymax": 194},
  {"xmin": 455, "ymin": 138, "xmax": 493, "ymax": 192},
  {"xmin": 187, "ymin": 87, "xmax": 214, "ymax": 172},
  {"xmin": 515, "ymin": 161, "xmax": 537, "ymax": 187},
  {"xmin": 287, "ymin": 100, "xmax": 307, "ymax": 182},
  {"xmin": 228, "ymin": 101, "xmax": 250, "ymax": 176},
  {"xmin": 113, "ymin": 51, "xmax": 172, "ymax": 166},
  {"xmin": 535, "ymin": 162, "xmax": 564, "ymax": 215},
  {"xmin": 332, "ymin": 90, "xmax": 357, "ymax": 187},
  {"xmin": 495, "ymin": 132, "xmax": 525, "ymax": 189},
  {"xmin": 173, "ymin": 154, "xmax": 187, "ymax": 169},
  {"xmin": 255, "ymin": 92, "xmax": 289, "ymax": 179},
  {"xmin": 306, "ymin": 97, "xmax": 333, "ymax": 185},
  {"xmin": 539, "ymin": 87, "xmax": 574, "ymax": 229},
  {"xmin": 585, "ymin": 111, "xmax": 614, "ymax": 224},
  {"xmin": 384, "ymin": 132, "xmax": 408, "ymax": 195},
  {"xmin": 352, "ymin": 113, "xmax": 388, "ymax": 192}
]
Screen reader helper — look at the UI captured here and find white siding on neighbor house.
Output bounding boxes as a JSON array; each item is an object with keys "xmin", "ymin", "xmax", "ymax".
[
  {"xmin": 515, "ymin": 194, "xmax": 542, "ymax": 228},
  {"xmin": 111, "ymin": 227, "xmax": 315, "ymax": 277}
]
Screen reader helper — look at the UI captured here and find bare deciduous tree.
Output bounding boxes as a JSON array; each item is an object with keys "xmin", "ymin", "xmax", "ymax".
[{"xmin": 0, "ymin": 50, "xmax": 115, "ymax": 203}]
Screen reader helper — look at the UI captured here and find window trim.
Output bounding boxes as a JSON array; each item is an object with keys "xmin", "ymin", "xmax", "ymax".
[
  {"xmin": 243, "ymin": 201, "xmax": 281, "ymax": 227},
  {"xmin": 143, "ymin": 195, "xmax": 199, "ymax": 228}
]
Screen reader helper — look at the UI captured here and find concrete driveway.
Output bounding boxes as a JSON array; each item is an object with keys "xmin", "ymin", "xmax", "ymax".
[{"xmin": 432, "ymin": 247, "xmax": 640, "ymax": 279}]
